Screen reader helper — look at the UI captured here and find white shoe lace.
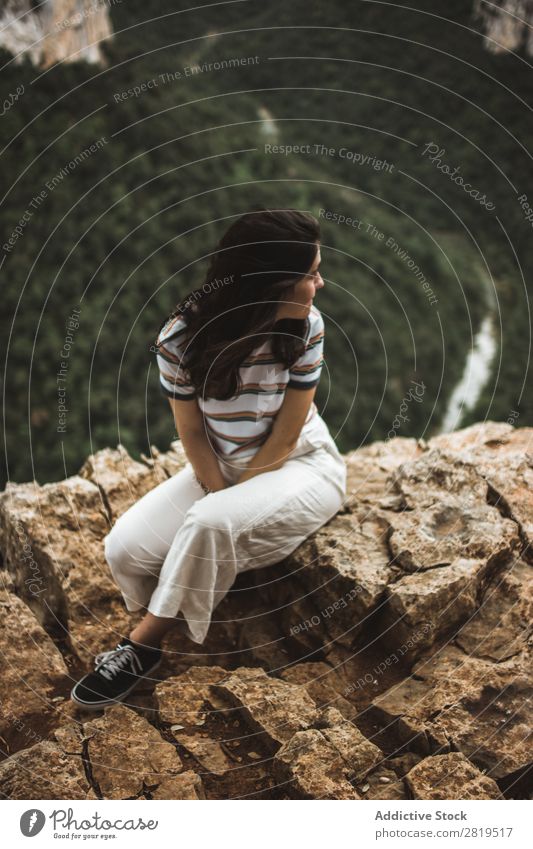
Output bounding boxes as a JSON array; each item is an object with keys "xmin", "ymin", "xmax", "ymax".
[{"xmin": 94, "ymin": 644, "xmax": 144, "ymax": 681}]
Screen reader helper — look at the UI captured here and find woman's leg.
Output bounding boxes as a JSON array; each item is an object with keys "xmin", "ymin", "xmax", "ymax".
[
  {"xmin": 145, "ymin": 443, "xmax": 347, "ymax": 644},
  {"xmin": 71, "ymin": 462, "xmax": 237, "ymax": 708},
  {"xmin": 71, "ymin": 446, "xmax": 345, "ymax": 709},
  {"xmin": 129, "ymin": 611, "xmax": 178, "ymax": 648},
  {"xmin": 103, "ymin": 462, "xmax": 207, "ymax": 642}
]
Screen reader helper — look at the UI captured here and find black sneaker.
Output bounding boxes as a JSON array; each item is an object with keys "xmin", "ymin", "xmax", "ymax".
[{"xmin": 70, "ymin": 637, "xmax": 162, "ymax": 710}]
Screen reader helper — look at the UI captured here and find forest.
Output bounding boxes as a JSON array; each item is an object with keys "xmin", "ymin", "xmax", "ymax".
[{"xmin": 1, "ymin": 0, "xmax": 531, "ymax": 487}]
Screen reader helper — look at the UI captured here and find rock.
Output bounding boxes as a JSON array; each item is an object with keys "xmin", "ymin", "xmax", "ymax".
[
  {"xmin": 361, "ymin": 768, "xmax": 406, "ymax": 800},
  {"xmin": 367, "ymin": 781, "xmax": 406, "ymax": 800},
  {"xmin": 0, "ymin": 589, "xmax": 69, "ymax": 755},
  {"xmin": 155, "ymin": 666, "xmax": 229, "ymax": 728},
  {"xmin": 480, "ymin": 454, "xmax": 533, "ymax": 558},
  {"xmin": 387, "ymin": 495, "xmax": 518, "ymax": 572},
  {"xmin": 157, "ymin": 666, "xmax": 286, "ymax": 785},
  {"xmin": 388, "ymin": 752, "xmax": 423, "ymax": 777},
  {"xmin": 241, "ymin": 562, "xmax": 334, "ymax": 658},
  {"xmin": 406, "ymin": 753, "xmax": 503, "ymax": 800},
  {"xmin": 280, "ymin": 589, "xmax": 328, "ymax": 655},
  {"xmin": 475, "ymin": 0, "xmax": 533, "ymax": 58},
  {"xmin": 428, "ymin": 424, "xmax": 533, "ymax": 561},
  {"xmin": 213, "ymin": 667, "xmax": 320, "ymax": 748},
  {"xmin": 379, "ymin": 448, "xmax": 520, "ymax": 658},
  {"xmin": 426, "ymin": 421, "xmax": 516, "ymax": 453},
  {"xmin": 151, "ymin": 770, "xmax": 205, "ymax": 800},
  {"xmin": 280, "ymin": 662, "xmax": 358, "ymax": 720},
  {"xmin": 82, "ymin": 703, "xmax": 195, "ymax": 799},
  {"xmin": 317, "ymin": 707, "xmax": 384, "ymax": 781},
  {"xmin": 319, "ymin": 641, "xmax": 413, "ymax": 712},
  {"xmin": 285, "ymin": 509, "xmax": 396, "ymax": 646},
  {"xmin": 0, "ymin": 446, "xmax": 172, "ymax": 662},
  {"xmin": 382, "ymin": 559, "xmax": 495, "ymax": 658},
  {"xmin": 0, "ymin": 740, "xmax": 95, "ymax": 799},
  {"xmin": 50, "ymin": 701, "xmax": 205, "ymax": 798},
  {"xmin": 0, "ymin": 0, "xmax": 113, "ymax": 69},
  {"xmin": 52, "ymin": 721, "xmax": 85, "ymax": 755},
  {"xmin": 287, "ymin": 443, "xmax": 520, "ymax": 660},
  {"xmin": 0, "ymin": 476, "xmax": 111, "ymax": 635},
  {"xmin": 370, "ymin": 646, "xmax": 532, "ymax": 780},
  {"xmin": 173, "ymin": 733, "xmax": 235, "ymax": 777},
  {"xmin": 141, "ymin": 440, "xmax": 188, "ymax": 480},
  {"xmin": 79, "ymin": 444, "xmax": 167, "ymax": 522},
  {"xmin": 273, "ymin": 728, "xmax": 361, "ymax": 799},
  {"xmin": 237, "ymin": 614, "xmax": 292, "ymax": 671},
  {"xmin": 1, "ymin": 421, "xmax": 533, "ymax": 800},
  {"xmin": 455, "ymin": 558, "xmax": 533, "ymax": 660},
  {"xmin": 388, "ymin": 449, "xmax": 491, "ymax": 509},
  {"xmin": 273, "ymin": 707, "xmax": 382, "ymax": 800},
  {"xmin": 343, "ymin": 436, "xmax": 424, "ymax": 510}
]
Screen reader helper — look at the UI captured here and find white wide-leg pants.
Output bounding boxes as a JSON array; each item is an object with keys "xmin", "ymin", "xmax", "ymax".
[{"xmin": 103, "ymin": 415, "xmax": 346, "ymax": 644}]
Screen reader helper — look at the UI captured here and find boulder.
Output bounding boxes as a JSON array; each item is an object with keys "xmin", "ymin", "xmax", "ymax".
[
  {"xmin": 155, "ymin": 666, "xmax": 229, "ymax": 728},
  {"xmin": 343, "ymin": 436, "xmax": 424, "ymax": 510},
  {"xmin": 382, "ymin": 558, "xmax": 493, "ymax": 656},
  {"xmin": 480, "ymin": 454, "xmax": 533, "ymax": 557},
  {"xmin": 0, "ymin": 588, "xmax": 69, "ymax": 755},
  {"xmin": 387, "ymin": 496, "xmax": 518, "ymax": 572},
  {"xmin": 237, "ymin": 613, "xmax": 293, "ymax": 671},
  {"xmin": 455, "ymin": 558, "xmax": 533, "ymax": 661},
  {"xmin": 82, "ymin": 703, "xmax": 203, "ymax": 799},
  {"xmin": 279, "ymin": 662, "xmax": 357, "ymax": 720},
  {"xmin": 370, "ymin": 645, "xmax": 532, "ymax": 780},
  {"xmin": 0, "ymin": 476, "xmax": 111, "ymax": 636},
  {"xmin": 273, "ymin": 728, "xmax": 361, "ymax": 799},
  {"xmin": 140, "ymin": 440, "xmax": 189, "ymax": 481},
  {"xmin": 406, "ymin": 752, "xmax": 503, "ymax": 800},
  {"xmin": 172, "ymin": 734, "xmax": 235, "ymax": 778},
  {"xmin": 78, "ymin": 443, "xmax": 176, "ymax": 521},
  {"xmin": 0, "ymin": 739, "xmax": 95, "ymax": 799},
  {"xmin": 213, "ymin": 667, "xmax": 320, "ymax": 748},
  {"xmin": 427, "ymin": 420, "xmax": 527, "ymax": 455},
  {"xmin": 0, "ymin": 443, "xmax": 184, "ymax": 663},
  {"xmin": 273, "ymin": 706, "xmax": 382, "ymax": 799},
  {"xmin": 284, "ymin": 508, "xmax": 396, "ymax": 646},
  {"xmin": 2, "ymin": 422, "xmax": 532, "ymax": 800},
  {"xmin": 0, "ymin": 0, "xmax": 113, "ymax": 70}
]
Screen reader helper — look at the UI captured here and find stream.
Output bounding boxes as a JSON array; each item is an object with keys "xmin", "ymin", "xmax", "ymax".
[{"xmin": 437, "ymin": 311, "xmax": 498, "ymax": 434}]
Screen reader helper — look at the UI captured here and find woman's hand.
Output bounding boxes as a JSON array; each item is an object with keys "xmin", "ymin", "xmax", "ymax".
[
  {"xmin": 236, "ymin": 385, "xmax": 317, "ymax": 484},
  {"xmin": 167, "ymin": 397, "xmax": 227, "ymax": 492}
]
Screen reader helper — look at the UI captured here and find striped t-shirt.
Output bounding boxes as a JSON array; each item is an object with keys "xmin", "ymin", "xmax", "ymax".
[{"xmin": 155, "ymin": 305, "xmax": 325, "ymax": 458}]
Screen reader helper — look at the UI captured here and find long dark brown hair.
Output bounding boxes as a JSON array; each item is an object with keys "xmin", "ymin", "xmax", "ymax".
[{"xmin": 156, "ymin": 207, "xmax": 321, "ymax": 400}]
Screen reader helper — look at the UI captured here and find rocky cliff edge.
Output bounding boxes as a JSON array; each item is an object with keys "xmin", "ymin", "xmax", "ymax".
[{"xmin": 0, "ymin": 421, "xmax": 531, "ymax": 800}]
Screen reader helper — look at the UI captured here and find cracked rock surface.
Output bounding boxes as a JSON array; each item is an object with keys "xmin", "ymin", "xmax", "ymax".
[
  {"xmin": 1, "ymin": 423, "xmax": 531, "ymax": 799},
  {"xmin": 405, "ymin": 752, "xmax": 503, "ymax": 800}
]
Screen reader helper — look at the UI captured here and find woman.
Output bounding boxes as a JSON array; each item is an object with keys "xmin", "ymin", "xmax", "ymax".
[{"xmin": 71, "ymin": 207, "xmax": 346, "ymax": 710}]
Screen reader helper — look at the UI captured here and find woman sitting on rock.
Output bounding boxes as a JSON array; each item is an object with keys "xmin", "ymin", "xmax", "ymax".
[{"xmin": 71, "ymin": 207, "xmax": 346, "ymax": 709}]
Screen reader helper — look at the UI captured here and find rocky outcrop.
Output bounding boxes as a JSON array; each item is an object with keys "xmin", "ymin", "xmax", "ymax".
[
  {"xmin": 82, "ymin": 704, "xmax": 204, "ymax": 799},
  {"xmin": 405, "ymin": 753, "xmax": 503, "ymax": 800},
  {"xmin": 0, "ymin": 442, "xmax": 185, "ymax": 665},
  {"xmin": 0, "ymin": 0, "xmax": 113, "ymax": 69},
  {"xmin": 474, "ymin": 0, "xmax": 533, "ymax": 57},
  {"xmin": 0, "ymin": 587, "xmax": 70, "ymax": 755},
  {"xmin": 0, "ymin": 421, "xmax": 532, "ymax": 799}
]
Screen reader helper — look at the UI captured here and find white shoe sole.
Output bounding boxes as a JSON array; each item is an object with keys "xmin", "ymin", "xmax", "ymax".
[{"xmin": 70, "ymin": 657, "xmax": 163, "ymax": 711}]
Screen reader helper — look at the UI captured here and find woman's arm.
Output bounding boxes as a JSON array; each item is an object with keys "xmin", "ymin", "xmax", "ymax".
[
  {"xmin": 167, "ymin": 397, "xmax": 227, "ymax": 492},
  {"xmin": 236, "ymin": 385, "xmax": 317, "ymax": 485}
]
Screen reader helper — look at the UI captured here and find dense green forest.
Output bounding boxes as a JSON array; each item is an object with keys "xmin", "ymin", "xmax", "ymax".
[{"xmin": 1, "ymin": 0, "xmax": 532, "ymax": 487}]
